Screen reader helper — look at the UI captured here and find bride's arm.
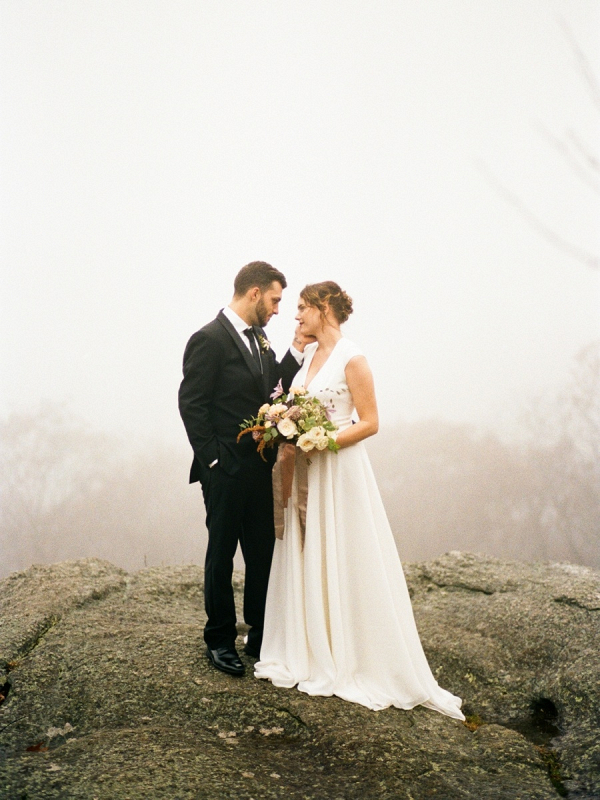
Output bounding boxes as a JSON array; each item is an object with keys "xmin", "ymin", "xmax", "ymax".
[{"xmin": 334, "ymin": 356, "xmax": 379, "ymax": 448}]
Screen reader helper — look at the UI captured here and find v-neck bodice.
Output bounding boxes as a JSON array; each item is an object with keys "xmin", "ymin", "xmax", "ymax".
[
  {"xmin": 303, "ymin": 338, "xmax": 343, "ymax": 391},
  {"xmin": 294, "ymin": 338, "xmax": 363, "ymax": 431}
]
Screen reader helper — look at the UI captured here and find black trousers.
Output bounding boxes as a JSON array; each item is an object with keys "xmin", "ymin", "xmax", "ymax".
[{"xmin": 201, "ymin": 457, "xmax": 275, "ymax": 651}]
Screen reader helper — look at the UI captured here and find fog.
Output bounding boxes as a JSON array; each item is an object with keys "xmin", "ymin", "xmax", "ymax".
[
  {"xmin": 1, "ymin": 2, "xmax": 599, "ymax": 578},
  {"xmin": 2, "ymin": 341, "xmax": 599, "ymax": 578}
]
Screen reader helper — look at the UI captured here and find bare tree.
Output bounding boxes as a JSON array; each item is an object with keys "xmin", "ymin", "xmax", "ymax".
[
  {"xmin": 479, "ymin": 17, "xmax": 600, "ymax": 270},
  {"xmin": 0, "ymin": 402, "xmax": 114, "ymax": 569},
  {"xmin": 368, "ymin": 343, "xmax": 600, "ymax": 568},
  {"xmin": 519, "ymin": 341, "xmax": 600, "ymax": 564},
  {"xmin": 0, "ymin": 403, "xmax": 206, "ymax": 577}
]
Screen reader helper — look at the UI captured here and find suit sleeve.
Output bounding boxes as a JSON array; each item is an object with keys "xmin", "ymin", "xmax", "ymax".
[
  {"xmin": 178, "ymin": 330, "xmax": 222, "ymax": 468},
  {"xmin": 278, "ymin": 348, "xmax": 302, "ymax": 392}
]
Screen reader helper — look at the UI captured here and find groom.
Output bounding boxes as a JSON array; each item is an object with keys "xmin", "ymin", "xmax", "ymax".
[{"xmin": 179, "ymin": 261, "xmax": 303, "ymax": 676}]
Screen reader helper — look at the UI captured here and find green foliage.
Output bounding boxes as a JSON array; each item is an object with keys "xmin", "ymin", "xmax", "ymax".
[{"xmin": 238, "ymin": 390, "xmax": 339, "ymax": 457}]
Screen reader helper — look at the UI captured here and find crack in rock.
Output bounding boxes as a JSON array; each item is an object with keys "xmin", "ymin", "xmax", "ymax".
[
  {"xmin": 553, "ymin": 595, "xmax": 600, "ymax": 611},
  {"xmin": 429, "ymin": 581, "xmax": 496, "ymax": 595}
]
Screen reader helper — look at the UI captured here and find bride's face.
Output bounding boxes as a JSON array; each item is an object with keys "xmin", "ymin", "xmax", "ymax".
[{"xmin": 295, "ymin": 298, "xmax": 322, "ymax": 336}]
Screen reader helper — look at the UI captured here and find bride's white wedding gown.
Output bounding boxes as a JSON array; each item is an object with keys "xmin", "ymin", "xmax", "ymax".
[{"xmin": 254, "ymin": 338, "xmax": 465, "ymax": 719}]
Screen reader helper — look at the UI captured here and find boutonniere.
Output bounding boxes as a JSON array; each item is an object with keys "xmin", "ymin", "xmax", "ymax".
[{"xmin": 257, "ymin": 334, "xmax": 271, "ymax": 353}]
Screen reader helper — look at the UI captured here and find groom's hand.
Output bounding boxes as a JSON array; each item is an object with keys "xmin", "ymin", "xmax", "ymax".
[{"xmin": 292, "ymin": 324, "xmax": 316, "ymax": 353}]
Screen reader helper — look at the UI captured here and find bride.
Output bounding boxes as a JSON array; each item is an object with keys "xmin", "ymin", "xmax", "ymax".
[{"xmin": 254, "ymin": 281, "xmax": 465, "ymax": 719}]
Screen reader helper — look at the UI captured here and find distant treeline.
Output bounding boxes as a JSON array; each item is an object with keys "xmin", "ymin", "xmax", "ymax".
[
  {"xmin": 370, "ymin": 342, "xmax": 600, "ymax": 568},
  {"xmin": 1, "ymin": 343, "xmax": 598, "ymax": 578}
]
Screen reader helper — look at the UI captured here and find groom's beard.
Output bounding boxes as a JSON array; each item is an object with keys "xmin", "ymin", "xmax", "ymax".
[{"xmin": 255, "ymin": 298, "xmax": 269, "ymax": 327}]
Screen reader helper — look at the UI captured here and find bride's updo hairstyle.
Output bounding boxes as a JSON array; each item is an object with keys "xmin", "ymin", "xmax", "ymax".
[{"xmin": 300, "ymin": 281, "xmax": 353, "ymax": 324}]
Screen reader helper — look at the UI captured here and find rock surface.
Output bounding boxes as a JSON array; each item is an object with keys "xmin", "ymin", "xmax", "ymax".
[{"xmin": 0, "ymin": 552, "xmax": 598, "ymax": 799}]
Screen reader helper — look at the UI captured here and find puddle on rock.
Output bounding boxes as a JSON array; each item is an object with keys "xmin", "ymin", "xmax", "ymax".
[{"xmin": 507, "ymin": 698, "xmax": 561, "ymax": 746}]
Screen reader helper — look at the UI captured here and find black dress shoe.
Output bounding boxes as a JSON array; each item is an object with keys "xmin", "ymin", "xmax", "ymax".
[
  {"xmin": 206, "ymin": 646, "xmax": 245, "ymax": 676},
  {"xmin": 243, "ymin": 642, "xmax": 260, "ymax": 659}
]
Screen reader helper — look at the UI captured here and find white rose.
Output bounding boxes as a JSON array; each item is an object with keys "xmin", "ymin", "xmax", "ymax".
[
  {"xmin": 258, "ymin": 404, "xmax": 270, "ymax": 415},
  {"xmin": 269, "ymin": 403, "xmax": 288, "ymax": 417},
  {"xmin": 297, "ymin": 433, "xmax": 315, "ymax": 452},
  {"xmin": 309, "ymin": 426, "xmax": 329, "ymax": 450},
  {"xmin": 289, "ymin": 385, "xmax": 307, "ymax": 396},
  {"xmin": 277, "ymin": 418, "xmax": 298, "ymax": 439}
]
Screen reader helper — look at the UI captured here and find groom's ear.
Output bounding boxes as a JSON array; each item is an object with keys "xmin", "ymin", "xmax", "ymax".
[{"xmin": 247, "ymin": 286, "xmax": 261, "ymax": 302}]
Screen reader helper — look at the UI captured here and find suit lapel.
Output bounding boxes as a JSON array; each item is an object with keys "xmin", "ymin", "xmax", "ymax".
[
  {"xmin": 253, "ymin": 326, "xmax": 274, "ymax": 396},
  {"xmin": 217, "ymin": 311, "xmax": 266, "ymax": 396}
]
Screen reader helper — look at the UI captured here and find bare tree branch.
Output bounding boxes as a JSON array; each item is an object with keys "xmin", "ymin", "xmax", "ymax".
[
  {"xmin": 477, "ymin": 160, "xmax": 600, "ymax": 270},
  {"xmin": 557, "ymin": 16, "xmax": 600, "ymax": 113},
  {"xmin": 533, "ymin": 122, "xmax": 600, "ymax": 194},
  {"xmin": 567, "ymin": 130, "xmax": 600, "ymax": 174}
]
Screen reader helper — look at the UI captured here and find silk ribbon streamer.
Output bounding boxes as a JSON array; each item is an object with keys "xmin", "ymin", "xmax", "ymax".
[{"xmin": 272, "ymin": 443, "xmax": 308, "ymax": 547}]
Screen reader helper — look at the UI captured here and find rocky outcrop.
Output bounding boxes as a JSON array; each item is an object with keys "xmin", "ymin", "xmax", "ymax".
[{"xmin": 0, "ymin": 552, "xmax": 598, "ymax": 799}]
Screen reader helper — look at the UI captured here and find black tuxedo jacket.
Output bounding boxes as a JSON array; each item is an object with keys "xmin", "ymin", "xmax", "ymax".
[{"xmin": 179, "ymin": 310, "xmax": 300, "ymax": 483}]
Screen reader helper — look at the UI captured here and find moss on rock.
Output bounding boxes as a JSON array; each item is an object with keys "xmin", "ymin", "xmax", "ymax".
[{"xmin": 0, "ymin": 553, "xmax": 598, "ymax": 799}]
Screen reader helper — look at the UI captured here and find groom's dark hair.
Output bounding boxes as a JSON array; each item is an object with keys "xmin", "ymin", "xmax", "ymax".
[{"xmin": 234, "ymin": 261, "xmax": 287, "ymax": 296}]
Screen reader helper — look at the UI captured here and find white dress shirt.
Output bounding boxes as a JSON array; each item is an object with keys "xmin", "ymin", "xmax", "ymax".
[
  {"xmin": 222, "ymin": 305, "xmax": 255, "ymax": 353},
  {"xmin": 222, "ymin": 305, "xmax": 304, "ymax": 363}
]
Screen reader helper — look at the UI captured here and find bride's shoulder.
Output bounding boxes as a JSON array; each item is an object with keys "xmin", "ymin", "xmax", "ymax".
[{"xmin": 338, "ymin": 337, "xmax": 363, "ymax": 366}]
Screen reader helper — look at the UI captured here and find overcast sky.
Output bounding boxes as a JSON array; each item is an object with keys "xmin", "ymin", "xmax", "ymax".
[{"xmin": 1, "ymin": 0, "xmax": 599, "ymax": 447}]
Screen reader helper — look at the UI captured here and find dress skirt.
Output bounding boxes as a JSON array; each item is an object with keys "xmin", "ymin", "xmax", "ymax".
[{"xmin": 255, "ymin": 440, "xmax": 465, "ymax": 719}]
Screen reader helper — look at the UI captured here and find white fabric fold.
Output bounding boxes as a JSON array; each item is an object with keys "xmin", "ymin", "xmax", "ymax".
[{"xmin": 255, "ymin": 338, "xmax": 465, "ymax": 719}]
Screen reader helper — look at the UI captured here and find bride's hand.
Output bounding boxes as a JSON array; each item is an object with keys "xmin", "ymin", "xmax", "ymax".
[{"xmin": 292, "ymin": 324, "xmax": 316, "ymax": 352}]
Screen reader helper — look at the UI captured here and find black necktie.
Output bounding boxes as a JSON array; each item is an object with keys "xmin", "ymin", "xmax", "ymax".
[{"xmin": 243, "ymin": 327, "xmax": 263, "ymax": 373}]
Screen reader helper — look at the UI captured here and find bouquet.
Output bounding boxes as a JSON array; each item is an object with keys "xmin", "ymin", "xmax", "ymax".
[{"xmin": 237, "ymin": 381, "xmax": 339, "ymax": 461}]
